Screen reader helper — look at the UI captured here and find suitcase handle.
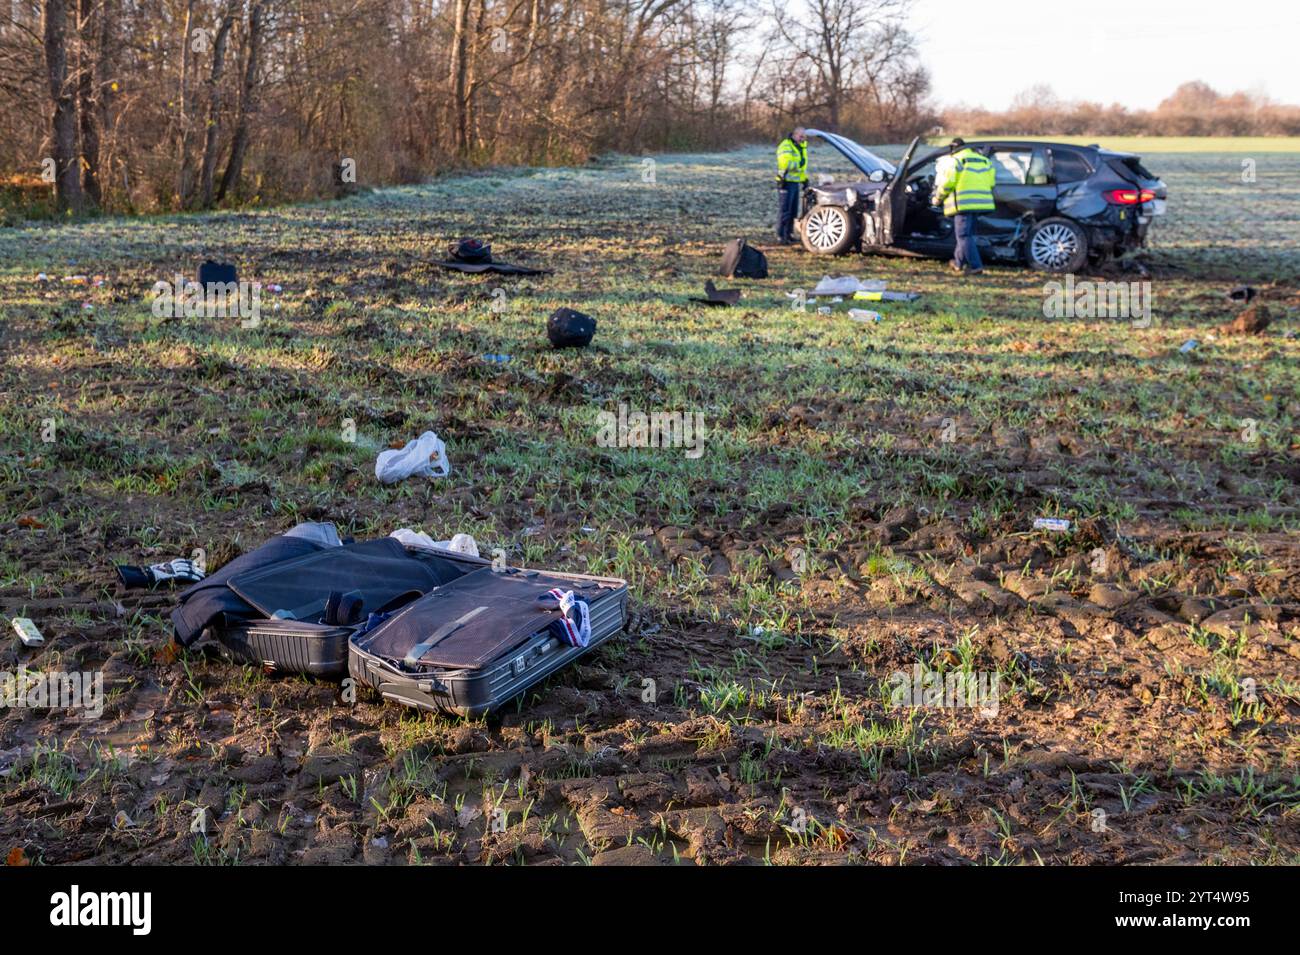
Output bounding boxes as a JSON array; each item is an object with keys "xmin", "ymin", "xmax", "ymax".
[{"xmin": 367, "ymin": 659, "xmax": 450, "ymax": 704}]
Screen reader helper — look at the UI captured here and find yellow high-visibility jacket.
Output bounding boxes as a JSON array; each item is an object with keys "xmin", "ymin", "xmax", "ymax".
[
  {"xmin": 934, "ymin": 147, "xmax": 996, "ymax": 216},
  {"xmin": 776, "ymin": 137, "xmax": 808, "ymax": 183}
]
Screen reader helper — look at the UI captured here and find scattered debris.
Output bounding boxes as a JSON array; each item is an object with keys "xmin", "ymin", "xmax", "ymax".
[
  {"xmin": 375, "ymin": 431, "xmax": 450, "ymax": 483},
  {"xmin": 431, "ymin": 237, "xmax": 550, "ymax": 275},
  {"xmin": 719, "ymin": 238, "xmax": 768, "ymax": 278},
  {"xmin": 1032, "ymin": 517, "xmax": 1071, "ymax": 532},
  {"xmin": 547, "ymin": 307, "xmax": 595, "ymax": 348},
  {"xmin": 853, "ymin": 289, "xmax": 920, "ymax": 302},
  {"xmin": 812, "ymin": 275, "xmax": 885, "ymax": 296},
  {"xmin": 689, "ymin": 279, "xmax": 742, "ymax": 307},
  {"xmin": 1218, "ymin": 303, "xmax": 1271, "ymax": 336},
  {"xmin": 198, "ymin": 260, "xmax": 237, "ymax": 287},
  {"xmin": 456, "ymin": 804, "xmax": 481, "ymax": 828},
  {"xmin": 115, "ymin": 558, "xmax": 206, "ymax": 590},
  {"xmin": 390, "ymin": 528, "xmax": 479, "ymax": 557},
  {"xmin": 449, "ymin": 237, "xmax": 490, "ymax": 263},
  {"xmin": 11, "ymin": 617, "xmax": 44, "ymax": 647}
]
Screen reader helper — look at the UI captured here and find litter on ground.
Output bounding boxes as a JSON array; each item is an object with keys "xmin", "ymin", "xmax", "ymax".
[
  {"xmin": 375, "ymin": 431, "xmax": 450, "ymax": 483},
  {"xmin": 689, "ymin": 279, "xmax": 742, "ymax": 306},
  {"xmin": 812, "ymin": 275, "xmax": 887, "ymax": 296},
  {"xmin": 430, "ymin": 237, "xmax": 550, "ymax": 275},
  {"xmin": 1033, "ymin": 517, "xmax": 1071, "ymax": 532},
  {"xmin": 853, "ymin": 289, "xmax": 920, "ymax": 302}
]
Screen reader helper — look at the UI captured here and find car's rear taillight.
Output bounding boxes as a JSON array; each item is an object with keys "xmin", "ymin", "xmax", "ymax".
[{"xmin": 1106, "ymin": 188, "xmax": 1156, "ymax": 205}]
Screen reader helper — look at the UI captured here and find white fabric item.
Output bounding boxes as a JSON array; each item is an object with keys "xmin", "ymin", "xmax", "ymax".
[
  {"xmin": 390, "ymin": 528, "xmax": 438, "ymax": 550},
  {"xmin": 391, "ymin": 528, "xmax": 479, "ymax": 558},
  {"xmin": 445, "ymin": 533, "xmax": 480, "ymax": 557},
  {"xmin": 543, "ymin": 587, "xmax": 592, "ymax": 647},
  {"xmin": 375, "ymin": 431, "xmax": 450, "ymax": 484},
  {"xmin": 811, "ymin": 275, "xmax": 887, "ymax": 296}
]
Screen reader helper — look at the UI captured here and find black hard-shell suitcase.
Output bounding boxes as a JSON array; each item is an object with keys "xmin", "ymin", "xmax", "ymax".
[
  {"xmin": 212, "ymin": 618, "xmax": 353, "ymax": 676},
  {"xmin": 348, "ymin": 560, "xmax": 628, "ymax": 717},
  {"xmin": 203, "ymin": 537, "xmax": 471, "ymax": 677}
]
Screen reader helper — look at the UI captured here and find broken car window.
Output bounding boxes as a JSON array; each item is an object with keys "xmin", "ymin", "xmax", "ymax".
[
  {"xmin": 1027, "ymin": 149, "xmax": 1050, "ymax": 185},
  {"xmin": 991, "ymin": 150, "xmax": 1032, "ymax": 184}
]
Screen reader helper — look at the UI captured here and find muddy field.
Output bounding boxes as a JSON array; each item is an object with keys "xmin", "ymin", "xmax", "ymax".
[{"xmin": 1, "ymin": 144, "xmax": 1298, "ymax": 865}]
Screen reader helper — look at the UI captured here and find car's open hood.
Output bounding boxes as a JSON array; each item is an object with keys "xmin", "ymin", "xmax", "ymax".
[{"xmin": 803, "ymin": 129, "xmax": 897, "ymax": 178}]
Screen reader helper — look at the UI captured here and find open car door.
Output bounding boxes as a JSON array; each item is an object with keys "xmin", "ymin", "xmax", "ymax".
[{"xmin": 875, "ymin": 136, "xmax": 921, "ymax": 246}]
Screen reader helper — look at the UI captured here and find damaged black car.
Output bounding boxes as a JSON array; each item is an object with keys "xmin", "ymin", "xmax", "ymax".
[{"xmin": 797, "ymin": 131, "xmax": 1167, "ymax": 272}]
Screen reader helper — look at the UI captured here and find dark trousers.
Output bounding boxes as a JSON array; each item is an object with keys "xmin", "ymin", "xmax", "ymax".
[
  {"xmin": 777, "ymin": 181, "xmax": 801, "ymax": 242},
  {"xmin": 953, "ymin": 212, "xmax": 983, "ymax": 271}
]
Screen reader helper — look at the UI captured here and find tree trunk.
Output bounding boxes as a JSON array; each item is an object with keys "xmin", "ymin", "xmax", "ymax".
[
  {"xmin": 196, "ymin": 10, "xmax": 235, "ymax": 208},
  {"xmin": 43, "ymin": 0, "xmax": 84, "ymax": 213},
  {"xmin": 448, "ymin": 0, "xmax": 471, "ymax": 157},
  {"xmin": 217, "ymin": 0, "xmax": 267, "ymax": 203},
  {"xmin": 176, "ymin": 0, "xmax": 195, "ymax": 205},
  {"xmin": 77, "ymin": 0, "xmax": 101, "ymax": 206}
]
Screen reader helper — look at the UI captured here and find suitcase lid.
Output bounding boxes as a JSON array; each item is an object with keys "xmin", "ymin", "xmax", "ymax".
[
  {"xmin": 356, "ymin": 567, "xmax": 612, "ymax": 670},
  {"xmin": 227, "ymin": 538, "xmax": 474, "ymax": 624}
]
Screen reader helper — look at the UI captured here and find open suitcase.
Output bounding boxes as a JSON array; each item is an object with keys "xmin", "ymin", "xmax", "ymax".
[
  {"xmin": 348, "ymin": 563, "xmax": 627, "ymax": 716},
  {"xmin": 175, "ymin": 528, "xmax": 627, "ymax": 715}
]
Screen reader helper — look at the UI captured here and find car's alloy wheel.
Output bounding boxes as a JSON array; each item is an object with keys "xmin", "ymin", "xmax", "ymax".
[
  {"xmin": 1028, "ymin": 221, "xmax": 1083, "ymax": 271},
  {"xmin": 802, "ymin": 205, "xmax": 850, "ymax": 254}
]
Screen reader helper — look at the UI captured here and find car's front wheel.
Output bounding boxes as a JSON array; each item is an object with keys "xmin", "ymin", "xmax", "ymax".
[
  {"xmin": 1026, "ymin": 218, "xmax": 1089, "ymax": 272},
  {"xmin": 800, "ymin": 205, "xmax": 858, "ymax": 255}
]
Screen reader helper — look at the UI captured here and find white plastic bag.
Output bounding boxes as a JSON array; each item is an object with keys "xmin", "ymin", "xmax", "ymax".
[
  {"xmin": 811, "ymin": 275, "xmax": 886, "ymax": 296},
  {"xmin": 391, "ymin": 528, "xmax": 479, "ymax": 557},
  {"xmin": 375, "ymin": 431, "xmax": 450, "ymax": 484}
]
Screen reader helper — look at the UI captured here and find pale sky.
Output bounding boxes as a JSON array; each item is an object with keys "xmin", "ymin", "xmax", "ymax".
[{"xmin": 910, "ymin": 0, "xmax": 1300, "ymax": 110}]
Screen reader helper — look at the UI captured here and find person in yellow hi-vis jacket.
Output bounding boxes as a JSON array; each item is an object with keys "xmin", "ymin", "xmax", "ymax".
[
  {"xmin": 775, "ymin": 128, "xmax": 808, "ymax": 245},
  {"xmin": 932, "ymin": 138, "xmax": 996, "ymax": 274}
]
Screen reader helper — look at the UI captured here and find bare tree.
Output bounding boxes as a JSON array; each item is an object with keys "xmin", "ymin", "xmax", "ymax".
[
  {"xmin": 3, "ymin": 0, "xmax": 956, "ymax": 214},
  {"xmin": 764, "ymin": 0, "xmax": 914, "ymax": 132},
  {"xmin": 42, "ymin": 0, "xmax": 84, "ymax": 211},
  {"xmin": 195, "ymin": 3, "xmax": 235, "ymax": 207},
  {"xmin": 217, "ymin": 0, "xmax": 267, "ymax": 203},
  {"xmin": 76, "ymin": 0, "xmax": 104, "ymax": 205}
]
